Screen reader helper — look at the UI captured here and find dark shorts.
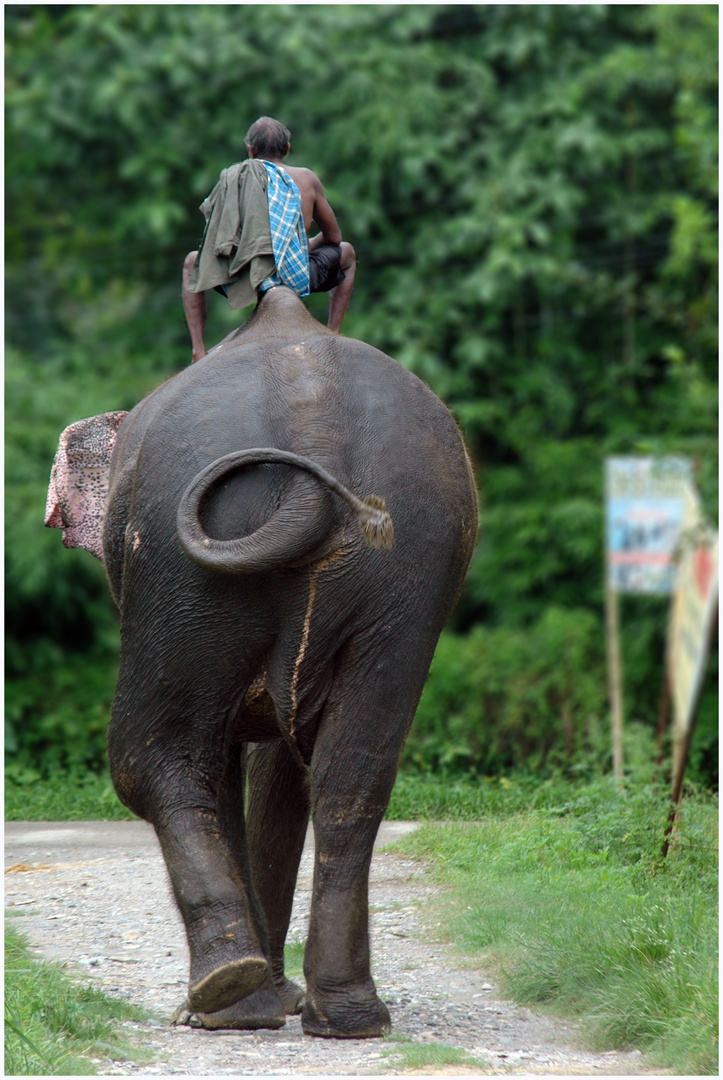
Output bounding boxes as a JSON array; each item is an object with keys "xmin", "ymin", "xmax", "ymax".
[
  {"xmin": 309, "ymin": 243, "xmax": 344, "ymax": 293},
  {"xmin": 211, "ymin": 243, "xmax": 344, "ymax": 299}
]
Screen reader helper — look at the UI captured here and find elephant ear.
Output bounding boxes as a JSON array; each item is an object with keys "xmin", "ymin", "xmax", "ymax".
[{"xmin": 45, "ymin": 411, "xmax": 128, "ymax": 561}]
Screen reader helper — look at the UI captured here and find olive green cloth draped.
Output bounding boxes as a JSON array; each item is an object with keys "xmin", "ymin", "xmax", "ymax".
[{"xmin": 188, "ymin": 159, "xmax": 276, "ymax": 310}]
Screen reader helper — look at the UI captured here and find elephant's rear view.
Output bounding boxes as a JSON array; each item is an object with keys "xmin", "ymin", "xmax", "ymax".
[{"xmin": 46, "ymin": 286, "xmax": 478, "ymax": 1037}]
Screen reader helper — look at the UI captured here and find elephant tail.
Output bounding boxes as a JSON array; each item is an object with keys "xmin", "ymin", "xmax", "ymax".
[{"xmin": 176, "ymin": 447, "xmax": 394, "ymax": 574}]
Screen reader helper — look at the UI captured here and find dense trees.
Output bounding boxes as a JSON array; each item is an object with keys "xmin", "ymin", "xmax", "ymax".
[{"xmin": 6, "ymin": 5, "xmax": 718, "ymax": 781}]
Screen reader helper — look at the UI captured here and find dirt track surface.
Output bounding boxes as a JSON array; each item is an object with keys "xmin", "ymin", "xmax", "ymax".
[{"xmin": 5, "ymin": 821, "xmax": 653, "ymax": 1076}]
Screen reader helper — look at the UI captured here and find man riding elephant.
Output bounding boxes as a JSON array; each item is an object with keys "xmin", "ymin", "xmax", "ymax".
[
  {"xmin": 45, "ymin": 285, "xmax": 478, "ymax": 1039},
  {"xmin": 182, "ymin": 116, "xmax": 356, "ymax": 361}
]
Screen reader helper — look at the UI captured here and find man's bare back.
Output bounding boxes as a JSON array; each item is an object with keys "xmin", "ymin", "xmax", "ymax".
[{"xmin": 282, "ymin": 166, "xmax": 341, "ymax": 249}]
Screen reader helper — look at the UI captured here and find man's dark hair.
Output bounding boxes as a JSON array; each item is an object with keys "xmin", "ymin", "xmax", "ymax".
[{"xmin": 245, "ymin": 117, "xmax": 291, "ymax": 159}]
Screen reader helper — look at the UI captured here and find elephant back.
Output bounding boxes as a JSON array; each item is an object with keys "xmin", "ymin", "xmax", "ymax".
[{"xmin": 103, "ymin": 299, "xmax": 477, "ymax": 600}]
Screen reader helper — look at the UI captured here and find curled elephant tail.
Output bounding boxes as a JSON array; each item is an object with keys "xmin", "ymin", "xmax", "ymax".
[{"xmin": 177, "ymin": 448, "xmax": 393, "ymax": 574}]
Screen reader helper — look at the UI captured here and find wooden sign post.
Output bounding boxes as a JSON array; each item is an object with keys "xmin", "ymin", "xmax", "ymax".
[{"xmin": 605, "ymin": 581, "xmax": 624, "ymax": 782}]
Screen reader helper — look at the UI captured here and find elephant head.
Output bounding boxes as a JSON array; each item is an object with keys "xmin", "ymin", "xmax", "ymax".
[{"xmin": 44, "ymin": 411, "xmax": 128, "ymax": 560}]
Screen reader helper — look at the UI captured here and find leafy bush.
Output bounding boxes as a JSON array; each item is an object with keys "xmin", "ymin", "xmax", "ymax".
[
  {"xmin": 6, "ymin": 640, "xmax": 119, "ymax": 775},
  {"xmin": 403, "ymin": 610, "xmax": 607, "ymax": 775}
]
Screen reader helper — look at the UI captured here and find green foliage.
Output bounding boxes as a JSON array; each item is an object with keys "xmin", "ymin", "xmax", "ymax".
[
  {"xmin": 404, "ymin": 610, "xmax": 608, "ymax": 775},
  {"xmin": 394, "ymin": 778, "xmax": 718, "ymax": 1074},
  {"xmin": 5, "ymin": 5, "xmax": 718, "ymax": 782},
  {"xmin": 390, "ymin": 721, "xmax": 709, "ymax": 821},
  {"xmin": 5, "ymin": 923, "xmax": 151, "ymax": 1075},
  {"xmin": 6, "ymin": 640, "xmax": 119, "ymax": 773}
]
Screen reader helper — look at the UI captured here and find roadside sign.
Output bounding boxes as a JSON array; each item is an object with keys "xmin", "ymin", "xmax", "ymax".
[
  {"xmin": 605, "ymin": 457, "xmax": 692, "ymax": 594},
  {"xmin": 666, "ymin": 482, "xmax": 718, "ymax": 777},
  {"xmin": 604, "ymin": 455, "xmax": 692, "ymax": 780}
]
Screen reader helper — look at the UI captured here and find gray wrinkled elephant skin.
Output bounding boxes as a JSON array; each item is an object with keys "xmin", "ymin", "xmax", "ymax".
[{"xmin": 46, "ymin": 288, "xmax": 478, "ymax": 1039}]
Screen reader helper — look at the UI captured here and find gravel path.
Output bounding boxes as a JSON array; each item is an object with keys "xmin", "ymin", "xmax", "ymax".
[{"xmin": 5, "ymin": 822, "xmax": 654, "ymax": 1076}]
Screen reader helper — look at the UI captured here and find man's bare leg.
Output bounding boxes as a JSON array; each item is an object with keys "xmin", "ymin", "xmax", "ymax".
[
  {"xmin": 182, "ymin": 251, "xmax": 208, "ymax": 363},
  {"xmin": 327, "ymin": 242, "xmax": 356, "ymax": 334}
]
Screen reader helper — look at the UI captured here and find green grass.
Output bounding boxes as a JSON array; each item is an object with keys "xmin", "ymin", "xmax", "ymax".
[
  {"xmin": 382, "ymin": 1036, "xmax": 489, "ymax": 1071},
  {"xmin": 4, "ymin": 921, "xmax": 153, "ymax": 1075},
  {"xmin": 391, "ymin": 778, "xmax": 718, "ymax": 1075},
  {"xmin": 283, "ymin": 938, "xmax": 306, "ymax": 980},
  {"xmin": 5, "ymin": 768, "xmax": 135, "ymax": 821},
  {"xmin": 387, "ymin": 768, "xmax": 604, "ymax": 820},
  {"xmin": 4, "ymin": 720, "xmax": 685, "ymax": 823},
  {"xmin": 5, "ymin": 762, "xmax": 565, "ymax": 822},
  {"xmin": 4, "ymin": 759, "xmax": 656, "ymax": 823}
]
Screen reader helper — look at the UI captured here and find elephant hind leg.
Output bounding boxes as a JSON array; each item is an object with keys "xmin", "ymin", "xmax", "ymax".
[
  {"xmin": 300, "ymin": 629, "xmax": 438, "ymax": 1039},
  {"xmin": 192, "ymin": 738, "xmax": 309, "ymax": 1030},
  {"xmin": 153, "ymin": 802, "xmax": 270, "ymax": 1015},
  {"xmin": 245, "ymin": 740, "xmax": 310, "ymax": 993},
  {"xmin": 110, "ymin": 711, "xmax": 269, "ymax": 1014}
]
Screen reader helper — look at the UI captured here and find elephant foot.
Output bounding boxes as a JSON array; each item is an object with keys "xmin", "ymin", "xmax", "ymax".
[
  {"xmin": 173, "ymin": 972, "xmax": 287, "ymax": 1028},
  {"xmin": 301, "ymin": 986, "xmax": 391, "ymax": 1039},
  {"xmin": 172, "ymin": 973, "xmax": 300, "ymax": 1030},
  {"xmin": 276, "ymin": 975, "xmax": 305, "ymax": 1015},
  {"xmin": 188, "ymin": 956, "xmax": 268, "ymax": 1014}
]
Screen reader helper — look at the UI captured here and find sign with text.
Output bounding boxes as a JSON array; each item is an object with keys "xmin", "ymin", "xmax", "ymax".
[
  {"xmin": 605, "ymin": 457, "xmax": 692, "ymax": 594},
  {"xmin": 666, "ymin": 483, "xmax": 718, "ymax": 771}
]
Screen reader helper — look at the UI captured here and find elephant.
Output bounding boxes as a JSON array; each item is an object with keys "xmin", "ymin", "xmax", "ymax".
[{"xmin": 45, "ymin": 286, "xmax": 478, "ymax": 1038}]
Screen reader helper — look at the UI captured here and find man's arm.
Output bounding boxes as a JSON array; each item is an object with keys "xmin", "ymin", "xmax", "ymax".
[
  {"xmin": 285, "ymin": 164, "xmax": 343, "ymax": 249},
  {"xmin": 308, "ymin": 231, "xmax": 335, "ymax": 253},
  {"xmin": 308, "ymin": 174, "xmax": 342, "ymax": 249}
]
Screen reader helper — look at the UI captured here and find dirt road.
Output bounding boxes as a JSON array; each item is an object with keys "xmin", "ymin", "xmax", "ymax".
[{"xmin": 5, "ymin": 821, "xmax": 652, "ymax": 1075}]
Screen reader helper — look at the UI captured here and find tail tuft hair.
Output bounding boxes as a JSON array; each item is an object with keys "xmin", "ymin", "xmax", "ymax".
[{"xmin": 354, "ymin": 495, "xmax": 394, "ymax": 549}]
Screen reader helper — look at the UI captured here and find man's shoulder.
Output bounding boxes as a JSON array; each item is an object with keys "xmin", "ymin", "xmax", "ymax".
[{"xmin": 283, "ymin": 164, "xmax": 322, "ymax": 188}]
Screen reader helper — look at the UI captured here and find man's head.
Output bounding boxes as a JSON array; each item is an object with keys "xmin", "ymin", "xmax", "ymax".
[{"xmin": 245, "ymin": 117, "xmax": 291, "ymax": 161}]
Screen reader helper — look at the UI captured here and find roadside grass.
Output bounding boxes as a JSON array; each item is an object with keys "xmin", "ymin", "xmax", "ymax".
[
  {"xmin": 4, "ymin": 921, "xmax": 153, "ymax": 1075},
  {"xmin": 5, "ymin": 763, "xmax": 552, "ymax": 822},
  {"xmin": 283, "ymin": 938, "xmax": 306, "ymax": 980},
  {"xmin": 5, "ymin": 760, "xmax": 653, "ymax": 823},
  {"xmin": 391, "ymin": 778, "xmax": 718, "ymax": 1075},
  {"xmin": 382, "ymin": 1035, "xmax": 489, "ymax": 1072},
  {"xmin": 5, "ymin": 767, "xmax": 135, "ymax": 822},
  {"xmin": 387, "ymin": 768, "xmax": 604, "ymax": 820}
]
